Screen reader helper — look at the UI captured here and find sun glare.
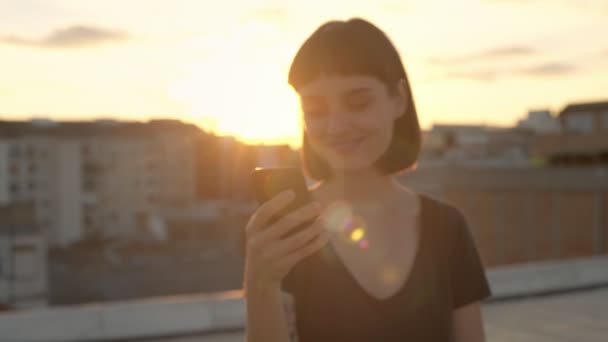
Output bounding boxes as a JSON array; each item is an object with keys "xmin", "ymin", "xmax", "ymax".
[{"xmin": 168, "ymin": 23, "xmax": 302, "ymax": 147}]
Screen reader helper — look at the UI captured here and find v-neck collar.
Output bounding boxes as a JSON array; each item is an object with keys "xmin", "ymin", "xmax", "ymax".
[{"xmin": 322, "ymin": 193, "xmax": 428, "ymax": 303}]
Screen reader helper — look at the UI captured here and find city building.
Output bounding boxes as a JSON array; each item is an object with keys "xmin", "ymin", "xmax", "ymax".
[
  {"xmin": 0, "ymin": 203, "xmax": 47, "ymax": 309},
  {"xmin": 0, "ymin": 136, "xmax": 84, "ymax": 246},
  {"xmin": 531, "ymin": 100, "xmax": 608, "ymax": 165},
  {"xmin": 80, "ymin": 122, "xmax": 199, "ymax": 239},
  {"xmin": 0, "ymin": 119, "xmax": 201, "ymax": 245},
  {"xmin": 517, "ymin": 109, "xmax": 560, "ymax": 134},
  {"xmin": 420, "ymin": 124, "xmax": 532, "ymax": 167}
]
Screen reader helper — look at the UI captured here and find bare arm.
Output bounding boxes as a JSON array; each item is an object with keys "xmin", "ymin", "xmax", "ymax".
[
  {"xmin": 452, "ymin": 302, "xmax": 486, "ymax": 342},
  {"xmin": 245, "ymin": 287, "xmax": 298, "ymax": 342}
]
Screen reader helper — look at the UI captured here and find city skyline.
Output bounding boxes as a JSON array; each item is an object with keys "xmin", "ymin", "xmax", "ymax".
[{"xmin": 1, "ymin": 0, "xmax": 608, "ymax": 146}]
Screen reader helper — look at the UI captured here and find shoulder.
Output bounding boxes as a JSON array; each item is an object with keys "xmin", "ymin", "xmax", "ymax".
[
  {"xmin": 419, "ymin": 192, "xmax": 466, "ymax": 227},
  {"xmin": 418, "ymin": 193, "xmax": 470, "ymax": 250}
]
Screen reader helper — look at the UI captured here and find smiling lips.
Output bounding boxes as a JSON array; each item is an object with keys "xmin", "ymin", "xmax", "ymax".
[{"xmin": 328, "ymin": 136, "xmax": 366, "ymax": 154}]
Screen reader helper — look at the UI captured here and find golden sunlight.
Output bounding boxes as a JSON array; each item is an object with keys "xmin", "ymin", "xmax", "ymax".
[
  {"xmin": 350, "ymin": 228, "xmax": 365, "ymax": 243},
  {"xmin": 168, "ymin": 23, "xmax": 302, "ymax": 147}
]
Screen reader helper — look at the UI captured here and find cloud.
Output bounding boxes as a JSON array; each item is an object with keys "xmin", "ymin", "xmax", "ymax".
[
  {"xmin": 428, "ymin": 45, "xmax": 536, "ymax": 65},
  {"xmin": 444, "ymin": 69, "xmax": 499, "ymax": 82},
  {"xmin": 240, "ymin": 6, "xmax": 289, "ymax": 24},
  {"xmin": 443, "ymin": 61, "xmax": 577, "ymax": 81},
  {"xmin": 1, "ymin": 25, "xmax": 129, "ymax": 48},
  {"xmin": 517, "ymin": 62, "xmax": 577, "ymax": 76}
]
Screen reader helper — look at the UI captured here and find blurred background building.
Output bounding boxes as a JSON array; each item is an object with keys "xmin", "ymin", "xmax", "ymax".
[
  {"xmin": 0, "ymin": 100, "xmax": 606, "ymax": 341},
  {"xmin": 0, "ymin": 203, "xmax": 47, "ymax": 310},
  {"xmin": 532, "ymin": 101, "xmax": 608, "ymax": 166}
]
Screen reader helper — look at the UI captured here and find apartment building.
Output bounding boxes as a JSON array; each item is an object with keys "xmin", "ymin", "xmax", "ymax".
[
  {"xmin": 81, "ymin": 123, "xmax": 198, "ymax": 238},
  {"xmin": 0, "ymin": 134, "xmax": 83, "ymax": 247},
  {"xmin": 0, "ymin": 203, "xmax": 47, "ymax": 309},
  {"xmin": 421, "ymin": 124, "xmax": 533, "ymax": 167},
  {"xmin": 0, "ymin": 119, "xmax": 199, "ymax": 245},
  {"xmin": 531, "ymin": 100, "xmax": 608, "ymax": 165},
  {"xmin": 517, "ymin": 109, "xmax": 560, "ymax": 134}
]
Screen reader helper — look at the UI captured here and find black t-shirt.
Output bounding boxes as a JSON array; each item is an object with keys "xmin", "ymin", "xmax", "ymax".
[{"xmin": 281, "ymin": 192, "xmax": 492, "ymax": 341}]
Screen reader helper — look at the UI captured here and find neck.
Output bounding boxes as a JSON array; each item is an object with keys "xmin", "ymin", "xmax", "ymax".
[{"xmin": 316, "ymin": 167, "xmax": 400, "ymax": 210}]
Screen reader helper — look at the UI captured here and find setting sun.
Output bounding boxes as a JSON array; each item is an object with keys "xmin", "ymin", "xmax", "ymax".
[
  {"xmin": 168, "ymin": 22, "xmax": 303, "ymax": 147},
  {"xmin": 1, "ymin": 1, "xmax": 607, "ymax": 145}
]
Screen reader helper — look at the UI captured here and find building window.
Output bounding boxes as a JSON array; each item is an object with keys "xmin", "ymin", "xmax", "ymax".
[
  {"xmin": 25, "ymin": 146, "xmax": 35, "ymax": 158},
  {"xmin": 9, "ymin": 183, "xmax": 19, "ymax": 194},
  {"xmin": 83, "ymin": 180, "xmax": 96, "ymax": 192},
  {"xmin": 10, "ymin": 145, "xmax": 20, "ymax": 158},
  {"xmin": 84, "ymin": 215, "xmax": 93, "ymax": 226},
  {"xmin": 12, "ymin": 245, "xmax": 37, "ymax": 280},
  {"xmin": 39, "ymin": 220, "xmax": 51, "ymax": 229},
  {"xmin": 565, "ymin": 112, "xmax": 594, "ymax": 133}
]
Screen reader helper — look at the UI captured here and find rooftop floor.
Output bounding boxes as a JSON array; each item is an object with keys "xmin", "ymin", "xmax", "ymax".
[
  {"xmin": 155, "ymin": 287, "xmax": 608, "ymax": 342},
  {"xmin": 483, "ymin": 287, "xmax": 608, "ymax": 342}
]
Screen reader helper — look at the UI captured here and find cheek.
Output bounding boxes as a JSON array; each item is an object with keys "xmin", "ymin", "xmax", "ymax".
[
  {"xmin": 303, "ymin": 114, "xmax": 323, "ymax": 135},
  {"xmin": 361, "ymin": 109, "xmax": 394, "ymax": 140},
  {"xmin": 360, "ymin": 114, "xmax": 395, "ymax": 156},
  {"xmin": 303, "ymin": 122, "xmax": 326, "ymax": 154}
]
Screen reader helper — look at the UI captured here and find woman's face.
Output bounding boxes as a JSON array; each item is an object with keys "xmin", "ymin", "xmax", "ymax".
[{"xmin": 298, "ymin": 74, "xmax": 406, "ymax": 173}]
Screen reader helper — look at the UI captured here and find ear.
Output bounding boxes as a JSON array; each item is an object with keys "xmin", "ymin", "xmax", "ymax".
[{"xmin": 392, "ymin": 79, "xmax": 408, "ymax": 119}]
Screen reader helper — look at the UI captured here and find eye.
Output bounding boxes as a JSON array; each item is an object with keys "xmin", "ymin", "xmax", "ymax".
[{"xmin": 346, "ymin": 98, "xmax": 372, "ymax": 111}]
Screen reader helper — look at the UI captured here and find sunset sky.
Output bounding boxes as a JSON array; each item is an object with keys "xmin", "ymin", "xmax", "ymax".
[{"xmin": 1, "ymin": 0, "xmax": 607, "ymax": 146}]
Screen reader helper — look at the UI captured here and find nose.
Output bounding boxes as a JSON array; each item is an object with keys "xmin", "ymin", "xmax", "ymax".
[{"xmin": 326, "ymin": 111, "xmax": 352, "ymax": 136}]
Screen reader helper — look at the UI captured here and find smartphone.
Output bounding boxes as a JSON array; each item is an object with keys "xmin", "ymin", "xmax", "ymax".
[{"xmin": 250, "ymin": 166, "xmax": 316, "ymax": 239}]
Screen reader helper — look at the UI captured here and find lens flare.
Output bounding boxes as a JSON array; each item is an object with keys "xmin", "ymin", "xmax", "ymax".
[
  {"xmin": 321, "ymin": 201, "xmax": 352, "ymax": 233},
  {"xmin": 350, "ymin": 228, "xmax": 364, "ymax": 242},
  {"xmin": 320, "ymin": 200, "xmax": 370, "ymax": 249}
]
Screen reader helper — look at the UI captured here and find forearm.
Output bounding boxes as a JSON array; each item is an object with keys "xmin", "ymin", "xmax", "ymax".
[{"xmin": 245, "ymin": 285, "xmax": 292, "ymax": 342}]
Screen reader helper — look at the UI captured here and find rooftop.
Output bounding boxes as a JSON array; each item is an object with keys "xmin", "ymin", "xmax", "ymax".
[
  {"xmin": 560, "ymin": 100, "xmax": 608, "ymax": 116},
  {"xmin": 0, "ymin": 119, "xmax": 204, "ymax": 139},
  {"xmin": 153, "ymin": 287, "xmax": 608, "ymax": 342},
  {"xmin": 1, "ymin": 256, "xmax": 607, "ymax": 341}
]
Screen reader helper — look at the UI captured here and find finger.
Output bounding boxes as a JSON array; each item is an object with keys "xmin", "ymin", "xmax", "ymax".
[
  {"xmin": 256, "ymin": 201, "xmax": 322, "ymax": 244},
  {"xmin": 274, "ymin": 231, "xmax": 331, "ymax": 273},
  {"xmin": 247, "ymin": 190, "xmax": 295, "ymax": 235},
  {"xmin": 262, "ymin": 221, "xmax": 325, "ymax": 261}
]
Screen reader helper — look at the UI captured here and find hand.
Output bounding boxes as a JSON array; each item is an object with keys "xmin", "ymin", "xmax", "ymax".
[{"xmin": 243, "ymin": 190, "xmax": 330, "ymax": 293}]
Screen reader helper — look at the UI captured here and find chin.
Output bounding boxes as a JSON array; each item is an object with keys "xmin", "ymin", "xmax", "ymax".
[
  {"xmin": 325, "ymin": 153, "xmax": 378, "ymax": 173},
  {"xmin": 310, "ymin": 139, "xmax": 388, "ymax": 174}
]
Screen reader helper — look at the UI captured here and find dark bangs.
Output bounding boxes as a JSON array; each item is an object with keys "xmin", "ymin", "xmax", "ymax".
[
  {"xmin": 288, "ymin": 19, "xmax": 406, "ymax": 91},
  {"xmin": 288, "ymin": 18, "xmax": 421, "ymax": 181}
]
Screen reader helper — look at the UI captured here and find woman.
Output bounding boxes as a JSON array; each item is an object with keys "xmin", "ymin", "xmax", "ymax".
[{"xmin": 243, "ymin": 18, "xmax": 491, "ymax": 341}]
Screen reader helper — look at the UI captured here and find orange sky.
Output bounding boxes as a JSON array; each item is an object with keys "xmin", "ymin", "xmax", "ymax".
[{"xmin": 1, "ymin": 0, "xmax": 607, "ymax": 146}]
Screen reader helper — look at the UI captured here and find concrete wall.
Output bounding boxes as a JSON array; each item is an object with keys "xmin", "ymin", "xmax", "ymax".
[{"xmin": 401, "ymin": 167, "xmax": 608, "ymax": 267}]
